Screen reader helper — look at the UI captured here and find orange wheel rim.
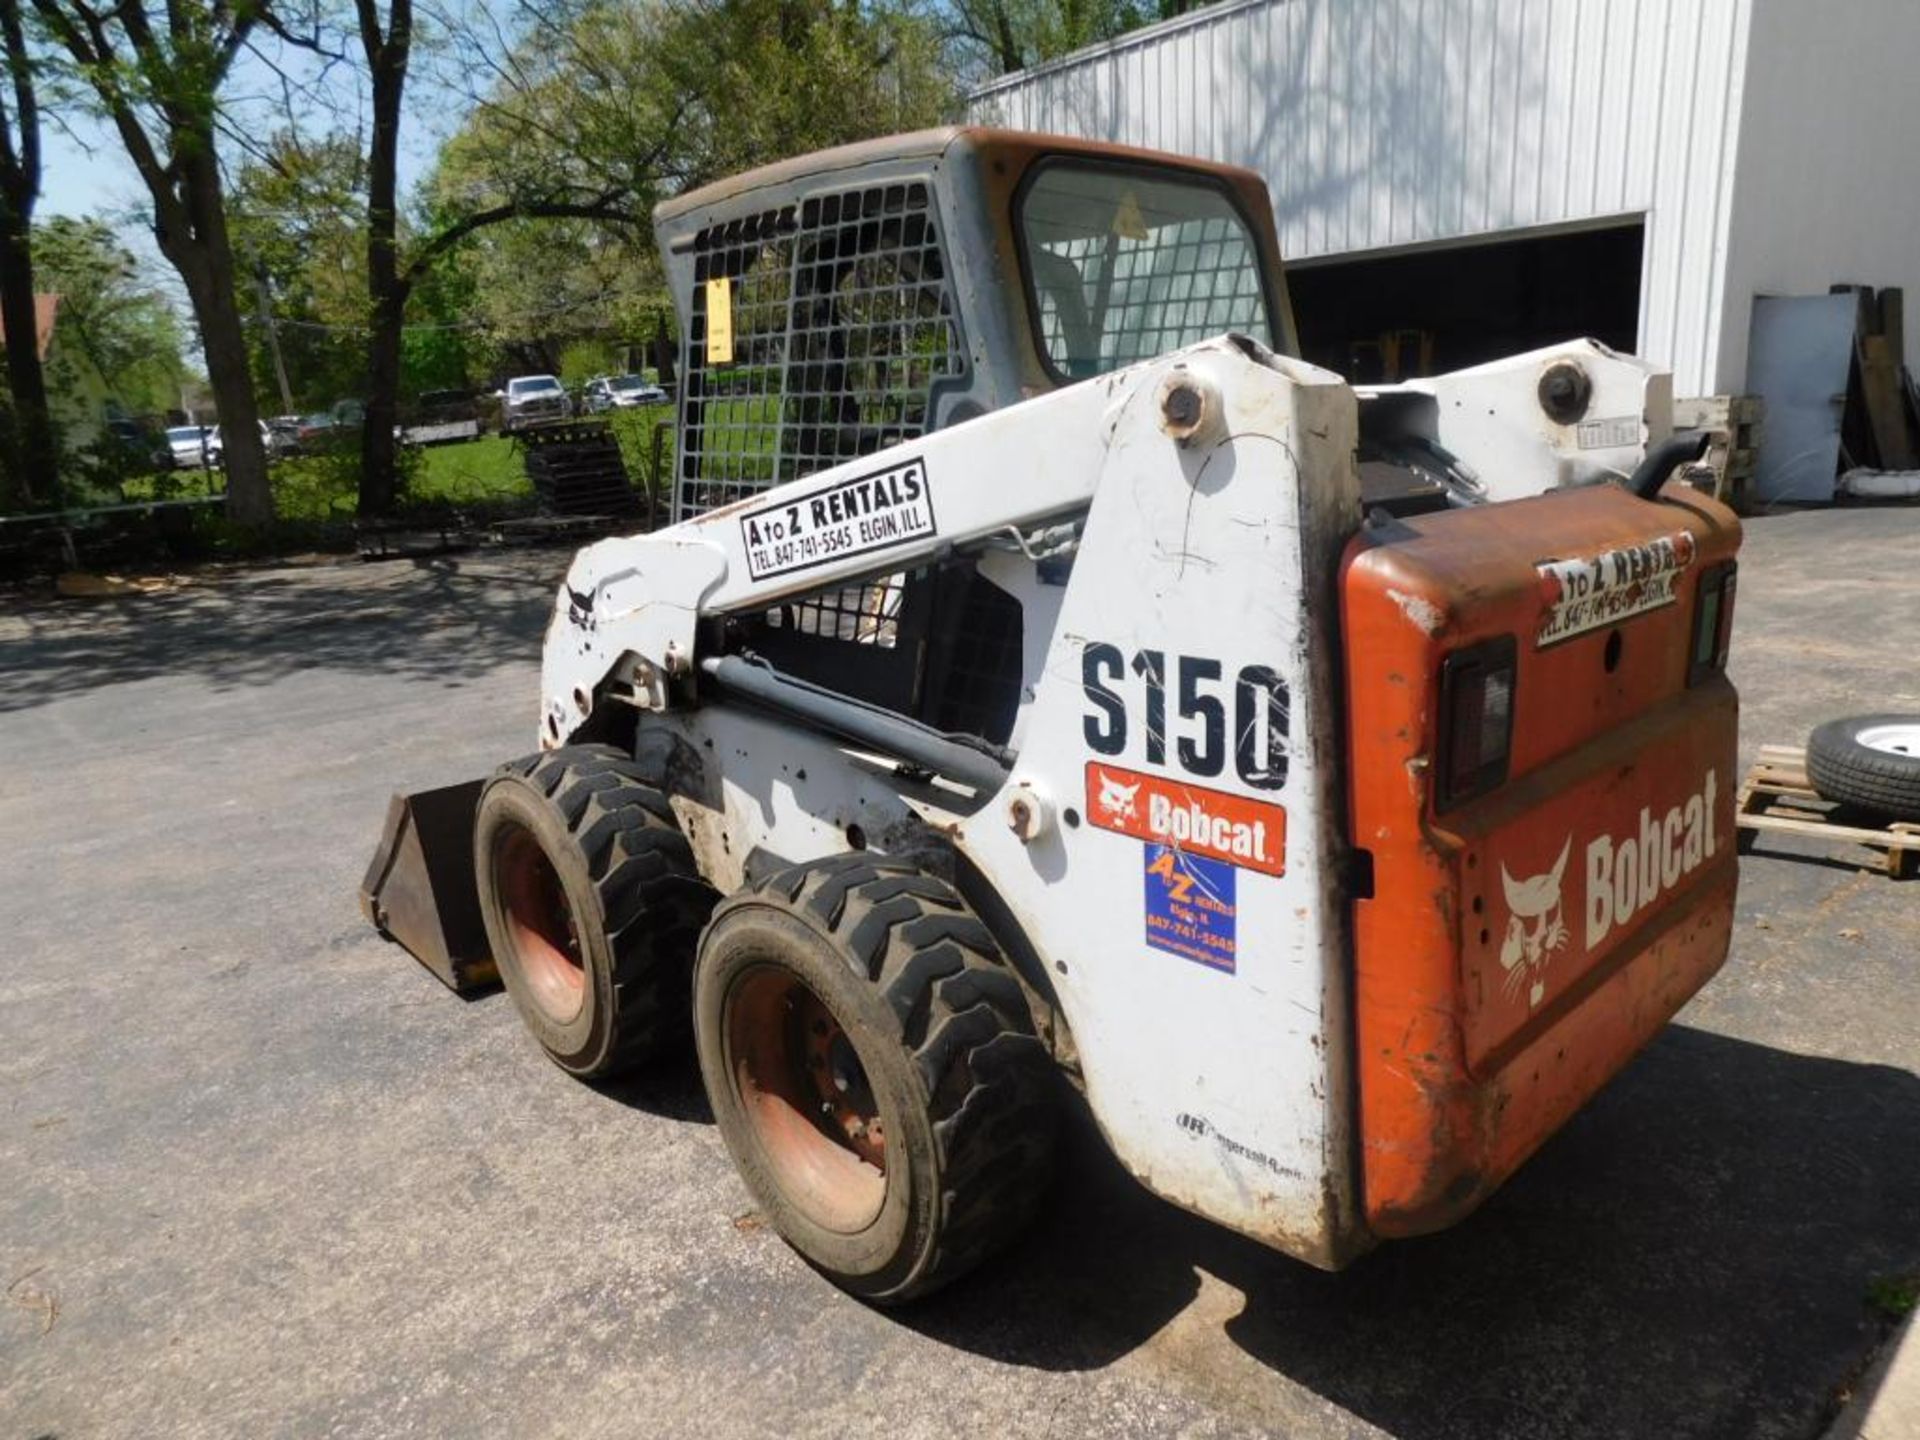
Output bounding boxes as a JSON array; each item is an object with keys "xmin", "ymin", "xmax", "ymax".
[
  {"xmin": 727, "ymin": 965, "xmax": 886, "ymax": 1233},
  {"xmin": 495, "ymin": 825, "xmax": 586, "ymax": 1023}
]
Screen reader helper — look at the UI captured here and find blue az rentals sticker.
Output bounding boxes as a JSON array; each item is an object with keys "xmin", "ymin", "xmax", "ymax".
[{"xmin": 1143, "ymin": 843, "xmax": 1237, "ymax": 973}]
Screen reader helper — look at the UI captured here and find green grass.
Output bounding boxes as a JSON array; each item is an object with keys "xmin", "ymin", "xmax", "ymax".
[
  {"xmin": 271, "ymin": 434, "xmax": 536, "ymax": 521},
  {"xmin": 116, "ymin": 433, "xmax": 542, "ymax": 522},
  {"xmin": 410, "ymin": 435, "xmax": 533, "ymax": 508}
]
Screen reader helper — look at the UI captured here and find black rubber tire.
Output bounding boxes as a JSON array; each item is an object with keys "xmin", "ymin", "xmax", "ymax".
[
  {"xmin": 693, "ymin": 855, "xmax": 1058, "ymax": 1304},
  {"xmin": 1806, "ymin": 714, "xmax": 1920, "ymax": 820},
  {"xmin": 475, "ymin": 744, "xmax": 716, "ymax": 1078}
]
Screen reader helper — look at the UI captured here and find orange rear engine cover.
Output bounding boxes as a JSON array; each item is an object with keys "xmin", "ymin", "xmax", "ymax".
[{"xmin": 1342, "ymin": 481, "xmax": 1741, "ymax": 1237}]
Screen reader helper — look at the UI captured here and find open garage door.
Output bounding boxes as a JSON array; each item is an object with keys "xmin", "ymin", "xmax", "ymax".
[{"xmin": 1289, "ymin": 221, "xmax": 1645, "ymax": 383}]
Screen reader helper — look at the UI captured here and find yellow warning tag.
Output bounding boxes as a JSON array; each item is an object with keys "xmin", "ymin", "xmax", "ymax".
[
  {"xmin": 704, "ymin": 276, "xmax": 735, "ymax": 364},
  {"xmin": 1112, "ymin": 190, "xmax": 1149, "ymax": 241}
]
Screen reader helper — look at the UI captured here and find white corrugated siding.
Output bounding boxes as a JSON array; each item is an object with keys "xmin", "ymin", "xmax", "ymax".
[{"xmin": 970, "ymin": 0, "xmax": 1751, "ymax": 395}]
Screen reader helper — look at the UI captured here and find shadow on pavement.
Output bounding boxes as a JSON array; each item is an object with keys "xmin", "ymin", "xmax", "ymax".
[
  {"xmin": 0, "ymin": 553, "xmax": 563, "ymax": 715},
  {"xmin": 595, "ymin": 1057, "xmax": 717, "ymax": 1126},
  {"xmin": 906, "ymin": 1025, "xmax": 1920, "ymax": 1440}
]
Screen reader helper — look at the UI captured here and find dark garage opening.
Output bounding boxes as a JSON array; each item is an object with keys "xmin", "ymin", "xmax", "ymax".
[{"xmin": 1288, "ymin": 221, "xmax": 1645, "ymax": 383}]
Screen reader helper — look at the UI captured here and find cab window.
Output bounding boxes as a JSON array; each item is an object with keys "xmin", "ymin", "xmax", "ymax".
[{"xmin": 1018, "ymin": 163, "xmax": 1274, "ymax": 380}]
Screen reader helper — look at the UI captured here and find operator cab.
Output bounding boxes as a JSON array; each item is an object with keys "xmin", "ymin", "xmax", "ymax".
[
  {"xmin": 655, "ymin": 126, "xmax": 1492, "ymax": 542},
  {"xmin": 653, "ymin": 128, "xmax": 1302, "ymax": 737},
  {"xmin": 653, "ymin": 126, "xmax": 1299, "ymax": 524}
]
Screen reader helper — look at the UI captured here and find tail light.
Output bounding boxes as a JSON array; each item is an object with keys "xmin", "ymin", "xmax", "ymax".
[
  {"xmin": 1436, "ymin": 636, "xmax": 1516, "ymax": 811},
  {"xmin": 1688, "ymin": 561, "xmax": 1738, "ymax": 684}
]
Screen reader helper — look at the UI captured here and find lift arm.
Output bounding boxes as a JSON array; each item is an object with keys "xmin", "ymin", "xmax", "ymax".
[{"xmin": 536, "ymin": 338, "xmax": 1265, "ymax": 750}]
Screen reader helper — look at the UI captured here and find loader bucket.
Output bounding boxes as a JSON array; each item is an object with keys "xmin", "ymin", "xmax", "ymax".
[{"xmin": 358, "ymin": 779, "xmax": 497, "ymax": 993}]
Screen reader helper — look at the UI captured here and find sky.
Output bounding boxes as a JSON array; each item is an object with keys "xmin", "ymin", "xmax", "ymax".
[
  {"xmin": 40, "ymin": 118, "xmax": 150, "ymax": 222},
  {"xmin": 32, "ymin": 40, "xmax": 442, "ymax": 266}
]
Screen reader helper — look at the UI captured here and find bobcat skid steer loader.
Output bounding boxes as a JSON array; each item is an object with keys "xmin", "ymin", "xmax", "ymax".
[{"xmin": 360, "ymin": 128, "xmax": 1742, "ymax": 1302}]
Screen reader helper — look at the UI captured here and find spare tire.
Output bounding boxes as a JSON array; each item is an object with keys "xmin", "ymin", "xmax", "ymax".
[{"xmin": 1806, "ymin": 715, "xmax": 1920, "ymax": 820}]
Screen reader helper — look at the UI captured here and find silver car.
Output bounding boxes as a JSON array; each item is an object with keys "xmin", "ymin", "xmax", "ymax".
[
  {"xmin": 165, "ymin": 425, "xmax": 219, "ymax": 469},
  {"xmin": 583, "ymin": 374, "xmax": 669, "ymax": 412},
  {"xmin": 501, "ymin": 375, "xmax": 571, "ymax": 432}
]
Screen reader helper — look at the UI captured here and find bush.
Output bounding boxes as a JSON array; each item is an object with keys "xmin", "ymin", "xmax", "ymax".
[
  {"xmin": 65, "ymin": 431, "xmax": 179, "ymax": 510},
  {"xmin": 270, "ymin": 428, "xmax": 425, "ymax": 522}
]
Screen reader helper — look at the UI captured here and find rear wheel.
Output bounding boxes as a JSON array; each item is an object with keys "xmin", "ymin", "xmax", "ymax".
[
  {"xmin": 694, "ymin": 856, "xmax": 1057, "ymax": 1303},
  {"xmin": 475, "ymin": 744, "xmax": 715, "ymax": 1078}
]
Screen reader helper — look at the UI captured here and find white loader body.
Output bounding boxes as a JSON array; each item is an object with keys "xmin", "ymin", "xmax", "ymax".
[{"xmin": 534, "ymin": 334, "xmax": 1673, "ymax": 1266}]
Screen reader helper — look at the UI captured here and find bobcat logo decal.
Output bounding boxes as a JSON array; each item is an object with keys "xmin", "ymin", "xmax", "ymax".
[
  {"xmin": 1499, "ymin": 838, "xmax": 1571, "ymax": 1008},
  {"xmin": 1097, "ymin": 775, "xmax": 1141, "ymax": 821}
]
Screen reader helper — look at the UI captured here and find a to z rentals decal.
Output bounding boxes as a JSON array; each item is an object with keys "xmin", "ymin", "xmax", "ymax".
[
  {"xmin": 1081, "ymin": 643, "xmax": 1290, "ymax": 975},
  {"xmin": 1535, "ymin": 530, "xmax": 1694, "ymax": 647},
  {"xmin": 1495, "ymin": 765, "xmax": 1721, "ymax": 1008},
  {"xmin": 740, "ymin": 458, "xmax": 934, "ymax": 582}
]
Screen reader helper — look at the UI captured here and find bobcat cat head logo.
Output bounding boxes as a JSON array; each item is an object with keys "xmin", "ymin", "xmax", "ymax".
[
  {"xmin": 1097, "ymin": 776, "xmax": 1140, "ymax": 820},
  {"xmin": 1500, "ymin": 838, "xmax": 1571, "ymax": 1009}
]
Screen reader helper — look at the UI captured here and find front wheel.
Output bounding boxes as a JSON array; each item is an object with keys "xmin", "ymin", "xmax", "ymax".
[
  {"xmin": 694, "ymin": 856, "xmax": 1058, "ymax": 1303},
  {"xmin": 474, "ymin": 745, "xmax": 715, "ymax": 1078}
]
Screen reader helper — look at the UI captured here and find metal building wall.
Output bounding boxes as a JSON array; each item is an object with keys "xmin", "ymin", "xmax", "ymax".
[
  {"xmin": 969, "ymin": 0, "xmax": 1751, "ymax": 396},
  {"xmin": 1715, "ymin": 0, "xmax": 1920, "ymax": 391}
]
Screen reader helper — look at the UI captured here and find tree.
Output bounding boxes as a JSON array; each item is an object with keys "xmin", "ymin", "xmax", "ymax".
[
  {"xmin": 397, "ymin": 254, "xmax": 484, "ymax": 396},
  {"xmin": 228, "ymin": 135, "xmax": 370, "ymax": 410},
  {"xmin": 355, "ymin": 0, "xmax": 415, "ymax": 515},
  {"xmin": 0, "ymin": 0, "xmax": 56, "ymax": 508},
  {"xmin": 349, "ymin": 0, "xmax": 680, "ymax": 514},
  {"xmin": 30, "ymin": 0, "xmax": 276, "ymax": 524},
  {"xmin": 935, "ymin": 0, "xmax": 1187, "ymax": 78},
  {"xmin": 430, "ymin": 210, "xmax": 667, "ymax": 376},
  {"xmin": 428, "ymin": 1, "xmax": 948, "ymax": 340},
  {"xmin": 32, "ymin": 215, "xmax": 189, "ymax": 414},
  {"xmin": 196, "ymin": 0, "xmax": 955, "ymax": 515}
]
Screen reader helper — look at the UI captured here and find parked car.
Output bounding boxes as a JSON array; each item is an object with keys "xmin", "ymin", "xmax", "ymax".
[
  {"xmin": 223, "ymin": 419, "xmax": 298, "ymax": 461},
  {"xmin": 499, "ymin": 374, "xmax": 570, "ymax": 432},
  {"xmin": 266, "ymin": 415, "xmax": 304, "ymax": 457},
  {"xmin": 582, "ymin": 373, "xmax": 670, "ymax": 412},
  {"xmin": 296, "ymin": 400, "xmax": 374, "ymax": 452},
  {"xmin": 164, "ymin": 425, "xmax": 219, "ymax": 470},
  {"xmin": 293, "ymin": 413, "xmax": 337, "ymax": 451},
  {"xmin": 167, "ymin": 420, "xmax": 297, "ymax": 468}
]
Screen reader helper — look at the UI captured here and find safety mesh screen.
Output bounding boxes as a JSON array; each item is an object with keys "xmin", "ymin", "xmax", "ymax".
[
  {"xmin": 765, "ymin": 576, "xmax": 906, "ymax": 649},
  {"xmin": 1020, "ymin": 165, "xmax": 1270, "ymax": 380},
  {"xmin": 1032, "ymin": 219, "xmax": 1267, "ymax": 373},
  {"xmin": 679, "ymin": 181, "xmax": 965, "ymax": 520},
  {"xmin": 925, "ymin": 570, "xmax": 1024, "ymax": 743}
]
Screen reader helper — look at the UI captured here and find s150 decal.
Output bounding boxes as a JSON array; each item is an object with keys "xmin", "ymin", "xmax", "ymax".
[{"xmin": 1081, "ymin": 642, "xmax": 1289, "ymax": 791}]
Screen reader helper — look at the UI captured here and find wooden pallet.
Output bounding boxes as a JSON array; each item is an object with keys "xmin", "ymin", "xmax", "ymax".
[
  {"xmin": 1735, "ymin": 744, "xmax": 1920, "ymax": 878},
  {"xmin": 1674, "ymin": 395, "xmax": 1763, "ymax": 512}
]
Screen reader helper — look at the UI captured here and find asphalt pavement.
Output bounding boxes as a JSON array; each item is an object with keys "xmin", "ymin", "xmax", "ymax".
[{"xmin": 2, "ymin": 505, "xmax": 1916, "ymax": 1439}]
